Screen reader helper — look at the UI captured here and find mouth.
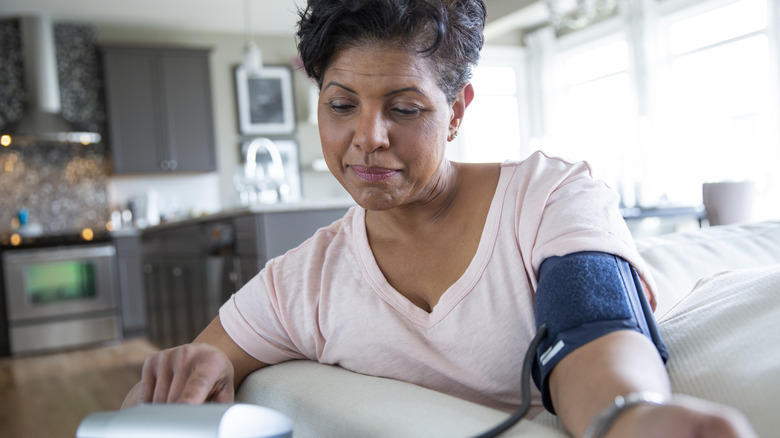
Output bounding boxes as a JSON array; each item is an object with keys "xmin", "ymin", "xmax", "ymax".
[{"xmin": 350, "ymin": 165, "xmax": 399, "ymax": 182}]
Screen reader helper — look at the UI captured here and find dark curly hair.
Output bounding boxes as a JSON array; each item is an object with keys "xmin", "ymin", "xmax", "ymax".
[{"xmin": 296, "ymin": 0, "xmax": 486, "ymax": 103}]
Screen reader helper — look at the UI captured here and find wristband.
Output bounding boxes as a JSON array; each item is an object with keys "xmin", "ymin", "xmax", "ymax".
[{"xmin": 583, "ymin": 391, "xmax": 666, "ymax": 438}]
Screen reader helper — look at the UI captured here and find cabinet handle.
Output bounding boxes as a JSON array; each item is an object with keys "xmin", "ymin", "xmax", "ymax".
[
  {"xmin": 172, "ymin": 266, "xmax": 183, "ymax": 276},
  {"xmin": 228, "ymin": 271, "xmax": 239, "ymax": 284},
  {"xmin": 160, "ymin": 160, "xmax": 178, "ymax": 170}
]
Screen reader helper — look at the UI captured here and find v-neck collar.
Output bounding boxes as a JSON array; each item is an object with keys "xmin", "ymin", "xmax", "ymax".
[{"xmin": 353, "ymin": 165, "xmax": 514, "ymax": 327}]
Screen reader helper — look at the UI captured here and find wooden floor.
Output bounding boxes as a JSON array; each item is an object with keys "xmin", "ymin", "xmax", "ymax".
[{"xmin": 0, "ymin": 338, "xmax": 159, "ymax": 438}]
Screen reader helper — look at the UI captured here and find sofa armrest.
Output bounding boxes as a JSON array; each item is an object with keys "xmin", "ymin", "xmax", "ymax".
[{"xmin": 235, "ymin": 360, "xmax": 569, "ymax": 438}]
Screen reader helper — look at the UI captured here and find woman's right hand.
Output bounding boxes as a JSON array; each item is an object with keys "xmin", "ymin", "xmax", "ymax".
[{"xmin": 122, "ymin": 342, "xmax": 236, "ymax": 409}]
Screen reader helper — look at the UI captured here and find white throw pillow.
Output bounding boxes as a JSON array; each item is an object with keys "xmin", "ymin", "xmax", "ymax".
[{"xmin": 657, "ymin": 264, "xmax": 780, "ymax": 438}]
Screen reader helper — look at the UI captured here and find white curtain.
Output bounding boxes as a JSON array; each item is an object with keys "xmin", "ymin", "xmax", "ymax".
[
  {"xmin": 523, "ymin": 26, "xmax": 557, "ymax": 150},
  {"xmin": 622, "ymin": 0, "xmax": 655, "ymax": 119}
]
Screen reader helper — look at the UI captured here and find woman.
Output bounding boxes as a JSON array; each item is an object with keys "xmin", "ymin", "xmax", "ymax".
[{"xmin": 124, "ymin": 1, "xmax": 756, "ymax": 437}]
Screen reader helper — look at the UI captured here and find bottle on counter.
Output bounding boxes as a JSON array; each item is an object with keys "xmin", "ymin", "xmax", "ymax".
[{"xmin": 15, "ymin": 208, "xmax": 44, "ymax": 237}]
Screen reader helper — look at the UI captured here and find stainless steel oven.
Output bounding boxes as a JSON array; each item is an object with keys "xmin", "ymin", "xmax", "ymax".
[{"xmin": 2, "ymin": 243, "xmax": 121, "ymax": 355}]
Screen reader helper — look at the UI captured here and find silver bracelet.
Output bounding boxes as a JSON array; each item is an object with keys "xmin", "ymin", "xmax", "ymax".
[{"xmin": 583, "ymin": 391, "xmax": 666, "ymax": 438}]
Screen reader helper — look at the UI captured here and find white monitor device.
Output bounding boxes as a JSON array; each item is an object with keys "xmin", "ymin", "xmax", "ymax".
[{"xmin": 76, "ymin": 403, "xmax": 293, "ymax": 438}]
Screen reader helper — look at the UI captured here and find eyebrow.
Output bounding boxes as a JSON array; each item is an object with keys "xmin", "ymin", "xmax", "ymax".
[
  {"xmin": 386, "ymin": 87, "xmax": 427, "ymax": 98},
  {"xmin": 322, "ymin": 81, "xmax": 428, "ymax": 98}
]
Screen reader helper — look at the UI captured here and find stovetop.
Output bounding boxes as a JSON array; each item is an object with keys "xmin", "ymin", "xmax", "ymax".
[{"xmin": 0, "ymin": 229, "xmax": 112, "ymax": 251}]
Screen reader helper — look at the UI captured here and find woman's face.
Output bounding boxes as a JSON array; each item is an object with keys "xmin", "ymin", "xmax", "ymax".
[{"xmin": 318, "ymin": 43, "xmax": 468, "ymax": 211}]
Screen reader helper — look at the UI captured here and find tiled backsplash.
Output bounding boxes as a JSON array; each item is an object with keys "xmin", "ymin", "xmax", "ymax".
[
  {"xmin": 0, "ymin": 145, "xmax": 110, "ymax": 234},
  {"xmin": 0, "ymin": 18, "xmax": 110, "ymax": 235}
]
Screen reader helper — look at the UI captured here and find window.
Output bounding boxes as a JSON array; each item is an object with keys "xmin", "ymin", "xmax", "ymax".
[
  {"xmin": 451, "ymin": 46, "xmax": 527, "ymax": 163},
  {"xmin": 544, "ymin": 35, "xmax": 639, "ymax": 200},
  {"xmin": 650, "ymin": 0, "xmax": 778, "ymax": 219},
  {"xmin": 530, "ymin": 0, "xmax": 777, "ymax": 219},
  {"xmin": 459, "ymin": 0, "xmax": 779, "ymax": 221}
]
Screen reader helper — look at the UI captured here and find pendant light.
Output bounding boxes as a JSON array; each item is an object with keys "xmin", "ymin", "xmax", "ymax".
[{"xmin": 242, "ymin": 0, "xmax": 263, "ymax": 75}]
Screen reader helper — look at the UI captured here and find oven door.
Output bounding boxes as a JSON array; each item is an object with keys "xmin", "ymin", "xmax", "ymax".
[{"xmin": 2, "ymin": 244, "xmax": 118, "ymax": 322}]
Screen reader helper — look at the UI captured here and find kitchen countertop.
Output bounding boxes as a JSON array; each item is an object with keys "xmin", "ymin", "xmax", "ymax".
[
  {"xmin": 1, "ymin": 199, "xmax": 354, "ymax": 245},
  {"xmin": 110, "ymin": 228, "xmax": 143, "ymax": 238},
  {"xmin": 137, "ymin": 198, "xmax": 356, "ymax": 233}
]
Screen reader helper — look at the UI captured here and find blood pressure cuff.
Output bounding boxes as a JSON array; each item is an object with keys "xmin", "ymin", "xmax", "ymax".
[{"xmin": 532, "ymin": 251, "xmax": 669, "ymax": 414}]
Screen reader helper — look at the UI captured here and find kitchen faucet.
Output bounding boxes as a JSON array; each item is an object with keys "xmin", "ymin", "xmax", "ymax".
[{"xmin": 243, "ymin": 137, "xmax": 289, "ymax": 203}]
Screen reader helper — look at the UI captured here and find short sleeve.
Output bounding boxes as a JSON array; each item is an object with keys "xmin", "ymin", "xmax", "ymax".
[{"xmin": 219, "ymin": 262, "xmax": 309, "ymax": 364}]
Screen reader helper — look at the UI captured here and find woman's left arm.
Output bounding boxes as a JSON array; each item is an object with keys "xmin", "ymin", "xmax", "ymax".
[{"xmin": 549, "ymin": 330, "xmax": 757, "ymax": 438}]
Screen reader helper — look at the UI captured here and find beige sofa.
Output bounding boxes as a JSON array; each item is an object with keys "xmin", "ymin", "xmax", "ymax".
[{"xmin": 236, "ymin": 221, "xmax": 780, "ymax": 438}]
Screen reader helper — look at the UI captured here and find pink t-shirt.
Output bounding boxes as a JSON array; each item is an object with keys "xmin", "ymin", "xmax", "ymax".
[{"xmin": 220, "ymin": 152, "xmax": 653, "ymax": 415}]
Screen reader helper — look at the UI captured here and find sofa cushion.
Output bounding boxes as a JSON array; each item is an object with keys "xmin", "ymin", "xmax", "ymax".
[
  {"xmin": 657, "ymin": 264, "xmax": 780, "ymax": 438},
  {"xmin": 635, "ymin": 221, "xmax": 780, "ymax": 316}
]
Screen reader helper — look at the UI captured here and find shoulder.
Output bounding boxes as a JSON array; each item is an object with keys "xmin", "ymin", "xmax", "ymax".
[
  {"xmin": 503, "ymin": 151, "xmax": 594, "ymax": 182},
  {"xmin": 267, "ymin": 206, "xmax": 361, "ymax": 273},
  {"xmin": 498, "ymin": 151, "xmax": 606, "ymax": 208}
]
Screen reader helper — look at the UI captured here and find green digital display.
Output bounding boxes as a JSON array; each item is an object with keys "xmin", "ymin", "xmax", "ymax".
[{"xmin": 25, "ymin": 261, "xmax": 96, "ymax": 304}]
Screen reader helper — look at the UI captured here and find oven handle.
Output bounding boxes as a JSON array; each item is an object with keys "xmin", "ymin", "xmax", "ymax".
[{"xmin": 2, "ymin": 244, "xmax": 116, "ymax": 264}]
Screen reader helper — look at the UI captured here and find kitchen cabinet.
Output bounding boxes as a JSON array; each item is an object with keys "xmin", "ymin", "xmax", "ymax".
[
  {"xmin": 142, "ymin": 223, "xmax": 212, "ymax": 349},
  {"xmin": 102, "ymin": 45, "xmax": 216, "ymax": 173},
  {"xmin": 113, "ymin": 233, "xmax": 147, "ymax": 338},
  {"xmin": 139, "ymin": 206, "xmax": 349, "ymax": 349}
]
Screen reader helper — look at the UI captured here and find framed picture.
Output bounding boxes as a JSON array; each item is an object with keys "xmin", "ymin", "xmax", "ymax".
[{"xmin": 235, "ymin": 65, "xmax": 295, "ymax": 135}]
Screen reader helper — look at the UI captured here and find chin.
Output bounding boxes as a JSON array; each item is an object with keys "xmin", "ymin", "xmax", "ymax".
[
  {"xmin": 354, "ymin": 198, "xmax": 398, "ymax": 212},
  {"xmin": 339, "ymin": 178, "xmax": 403, "ymax": 211},
  {"xmin": 350, "ymin": 190, "xmax": 404, "ymax": 212}
]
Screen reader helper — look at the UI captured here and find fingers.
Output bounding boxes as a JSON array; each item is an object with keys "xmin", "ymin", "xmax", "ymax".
[
  {"xmin": 120, "ymin": 381, "xmax": 146, "ymax": 409},
  {"xmin": 209, "ymin": 383, "xmax": 236, "ymax": 404},
  {"xmin": 176, "ymin": 357, "xmax": 235, "ymax": 404},
  {"xmin": 673, "ymin": 395, "xmax": 758, "ymax": 438},
  {"xmin": 621, "ymin": 395, "xmax": 759, "ymax": 438},
  {"xmin": 153, "ymin": 355, "xmax": 175, "ymax": 403},
  {"xmin": 140, "ymin": 354, "xmax": 163, "ymax": 403},
  {"xmin": 132, "ymin": 343, "xmax": 235, "ymax": 406}
]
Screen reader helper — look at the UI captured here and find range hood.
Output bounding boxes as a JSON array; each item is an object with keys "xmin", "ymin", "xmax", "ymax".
[{"xmin": 1, "ymin": 16, "xmax": 101, "ymax": 146}]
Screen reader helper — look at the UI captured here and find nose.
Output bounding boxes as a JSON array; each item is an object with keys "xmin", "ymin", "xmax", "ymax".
[{"xmin": 352, "ymin": 109, "xmax": 390, "ymax": 153}]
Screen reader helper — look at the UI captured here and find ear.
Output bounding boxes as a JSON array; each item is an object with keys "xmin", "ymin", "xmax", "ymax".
[{"xmin": 449, "ymin": 83, "xmax": 474, "ymax": 137}]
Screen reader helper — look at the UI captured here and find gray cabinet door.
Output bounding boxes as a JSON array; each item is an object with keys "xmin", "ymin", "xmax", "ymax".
[
  {"xmin": 114, "ymin": 234, "xmax": 147, "ymax": 337},
  {"xmin": 102, "ymin": 48, "xmax": 161, "ymax": 173},
  {"xmin": 102, "ymin": 46, "xmax": 216, "ymax": 174},
  {"xmin": 141, "ymin": 224, "xmax": 210, "ymax": 349},
  {"xmin": 159, "ymin": 50, "xmax": 216, "ymax": 172}
]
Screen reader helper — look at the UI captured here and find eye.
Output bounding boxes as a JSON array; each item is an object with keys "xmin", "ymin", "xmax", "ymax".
[
  {"xmin": 392, "ymin": 106, "xmax": 422, "ymax": 116},
  {"xmin": 329, "ymin": 102, "xmax": 356, "ymax": 114}
]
